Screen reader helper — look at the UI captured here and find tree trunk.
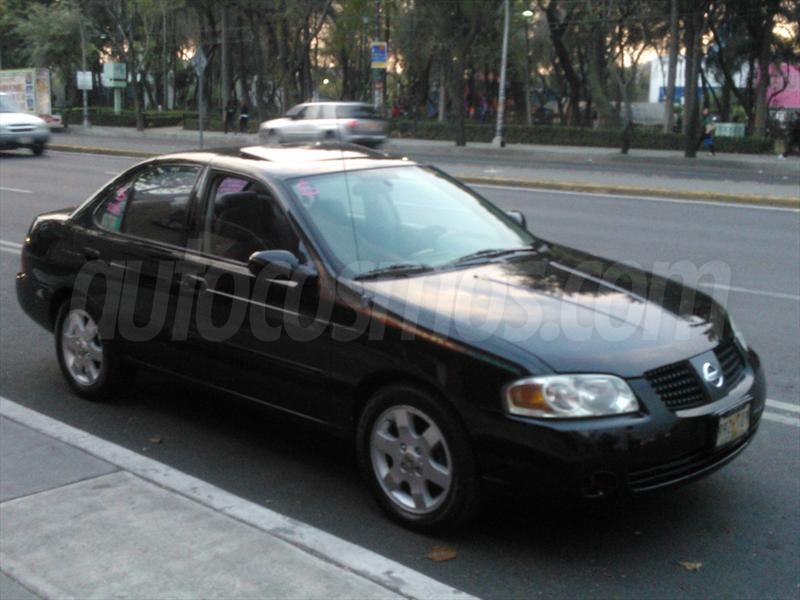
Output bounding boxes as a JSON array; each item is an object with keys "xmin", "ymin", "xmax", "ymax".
[
  {"xmin": 450, "ymin": 55, "xmax": 466, "ymax": 146},
  {"xmin": 662, "ymin": 0, "xmax": 678, "ymax": 132},
  {"xmin": 753, "ymin": 26, "xmax": 773, "ymax": 137},
  {"xmin": 588, "ymin": 24, "xmax": 617, "ymax": 128},
  {"xmin": 221, "ymin": 2, "xmax": 230, "ymax": 111},
  {"xmin": 438, "ymin": 62, "xmax": 446, "ymax": 122},
  {"xmin": 543, "ymin": 2, "xmax": 582, "ymax": 126}
]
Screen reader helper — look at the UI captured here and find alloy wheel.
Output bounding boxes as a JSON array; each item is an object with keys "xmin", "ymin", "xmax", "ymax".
[
  {"xmin": 370, "ymin": 404, "xmax": 453, "ymax": 515},
  {"xmin": 60, "ymin": 309, "xmax": 104, "ymax": 387}
]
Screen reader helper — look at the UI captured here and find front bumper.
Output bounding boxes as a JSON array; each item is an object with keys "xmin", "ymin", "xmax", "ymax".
[
  {"xmin": 472, "ymin": 349, "xmax": 766, "ymax": 498},
  {"xmin": 0, "ymin": 130, "xmax": 51, "ymax": 150}
]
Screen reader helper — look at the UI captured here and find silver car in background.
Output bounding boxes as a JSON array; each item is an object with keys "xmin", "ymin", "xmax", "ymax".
[
  {"xmin": 0, "ymin": 93, "xmax": 51, "ymax": 156},
  {"xmin": 258, "ymin": 102, "xmax": 387, "ymax": 147}
]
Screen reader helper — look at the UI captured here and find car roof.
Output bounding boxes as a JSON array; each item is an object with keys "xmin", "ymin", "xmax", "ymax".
[
  {"xmin": 298, "ymin": 101, "xmax": 371, "ymax": 106},
  {"xmin": 156, "ymin": 143, "xmax": 416, "ymax": 179}
]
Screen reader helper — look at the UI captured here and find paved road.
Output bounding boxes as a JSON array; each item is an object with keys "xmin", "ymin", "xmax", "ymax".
[{"xmin": 1, "ymin": 150, "xmax": 798, "ymax": 599}]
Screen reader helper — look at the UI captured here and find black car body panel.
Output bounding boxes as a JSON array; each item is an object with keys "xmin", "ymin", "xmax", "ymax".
[{"xmin": 16, "ymin": 146, "xmax": 765, "ymax": 500}]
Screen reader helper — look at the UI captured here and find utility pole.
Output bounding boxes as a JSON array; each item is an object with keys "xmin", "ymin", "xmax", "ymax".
[
  {"xmin": 492, "ymin": 0, "xmax": 510, "ymax": 147},
  {"xmin": 78, "ymin": 12, "xmax": 90, "ymax": 128},
  {"xmin": 523, "ymin": 9, "xmax": 533, "ymax": 126},
  {"xmin": 373, "ymin": 0, "xmax": 382, "ymax": 112}
]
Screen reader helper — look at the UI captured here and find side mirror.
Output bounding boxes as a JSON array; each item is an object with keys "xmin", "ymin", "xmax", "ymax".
[
  {"xmin": 506, "ymin": 210, "xmax": 527, "ymax": 230},
  {"xmin": 248, "ymin": 249, "xmax": 317, "ymax": 286}
]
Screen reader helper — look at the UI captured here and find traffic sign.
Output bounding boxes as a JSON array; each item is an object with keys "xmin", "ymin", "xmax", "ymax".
[
  {"xmin": 102, "ymin": 62, "xmax": 127, "ymax": 88},
  {"xmin": 76, "ymin": 71, "xmax": 93, "ymax": 91},
  {"xmin": 371, "ymin": 42, "xmax": 388, "ymax": 69}
]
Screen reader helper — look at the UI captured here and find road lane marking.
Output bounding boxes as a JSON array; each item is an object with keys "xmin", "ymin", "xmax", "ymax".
[
  {"xmin": 0, "ymin": 187, "xmax": 33, "ymax": 194},
  {"xmin": 0, "ymin": 397, "xmax": 474, "ymax": 600},
  {"xmin": 762, "ymin": 412, "xmax": 800, "ymax": 427},
  {"xmin": 766, "ymin": 399, "xmax": 800, "ymax": 413},
  {"xmin": 697, "ymin": 282, "xmax": 800, "ymax": 302},
  {"xmin": 472, "ymin": 183, "xmax": 800, "ymax": 213},
  {"xmin": 0, "ymin": 246, "xmax": 19, "ymax": 255},
  {"xmin": 0, "ymin": 240, "xmax": 22, "ymax": 248}
]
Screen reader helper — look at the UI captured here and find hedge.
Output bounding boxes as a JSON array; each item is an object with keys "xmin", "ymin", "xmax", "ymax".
[
  {"xmin": 389, "ymin": 120, "xmax": 772, "ymax": 154},
  {"xmin": 61, "ymin": 107, "xmax": 186, "ymax": 128},
  {"xmin": 183, "ymin": 116, "xmax": 260, "ymax": 134}
]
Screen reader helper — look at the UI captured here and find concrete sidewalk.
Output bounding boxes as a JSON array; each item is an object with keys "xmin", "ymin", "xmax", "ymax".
[
  {"xmin": 0, "ymin": 399, "xmax": 471, "ymax": 600},
  {"xmin": 47, "ymin": 125, "xmax": 800, "ymax": 206}
]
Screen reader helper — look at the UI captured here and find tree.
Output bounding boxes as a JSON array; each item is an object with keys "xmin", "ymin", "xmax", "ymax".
[{"xmin": 13, "ymin": 2, "xmax": 85, "ymax": 108}]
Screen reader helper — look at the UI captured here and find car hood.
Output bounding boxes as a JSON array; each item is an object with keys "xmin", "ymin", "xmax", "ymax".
[
  {"xmin": 0, "ymin": 112, "xmax": 46, "ymax": 127},
  {"xmin": 358, "ymin": 245, "xmax": 728, "ymax": 378}
]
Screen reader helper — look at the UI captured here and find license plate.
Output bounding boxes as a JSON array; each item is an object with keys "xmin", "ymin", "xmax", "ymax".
[
  {"xmin": 19, "ymin": 136, "xmax": 33, "ymax": 145},
  {"xmin": 716, "ymin": 403, "xmax": 750, "ymax": 448}
]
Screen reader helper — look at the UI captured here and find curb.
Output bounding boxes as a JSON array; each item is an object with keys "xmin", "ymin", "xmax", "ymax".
[
  {"xmin": 49, "ymin": 144, "xmax": 158, "ymax": 158},
  {"xmin": 454, "ymin": 175, "xmax": 799, "ymax": 208},
  {"xmin": 47, "ymin": 144, "xmax": 798, "ymax": 209}
]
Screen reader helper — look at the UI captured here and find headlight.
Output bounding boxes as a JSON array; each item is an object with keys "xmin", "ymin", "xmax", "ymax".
[
  {"xmin": 729, "ymin": 317, "xmax": 748, "ymax": 351},
  {"xmin": 504, "ymin": 374, "xmax": 639, "ymax": 418}
]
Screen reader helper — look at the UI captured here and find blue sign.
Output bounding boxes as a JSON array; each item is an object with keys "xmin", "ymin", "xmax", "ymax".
[{"xmin": 371, "ymin": 42, "xmax": 387, "ymax": 69}]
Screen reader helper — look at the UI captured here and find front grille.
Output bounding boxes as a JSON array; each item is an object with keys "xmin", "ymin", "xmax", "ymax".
[
  {"xmin": 645, "ymin": 361, "xmax": 707, "ymax": 410},
  {"xmin": 715, "ymin": 340, "xmax": 745, "ymax": 389},
  {"xmin": 645, "ymin": 340, "xmax": 747, "ymax": 412},
  {"xmin": 7, "ymin": 124, "xmax": 35, "ymax": 132}
]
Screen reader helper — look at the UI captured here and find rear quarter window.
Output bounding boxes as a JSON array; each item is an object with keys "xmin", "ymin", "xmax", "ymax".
[{"xmin": 336, "ymin": 105, "xmax": 378, "ymax": 119}]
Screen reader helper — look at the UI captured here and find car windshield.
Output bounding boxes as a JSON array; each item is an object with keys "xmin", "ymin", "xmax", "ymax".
[
  {"xmin": 0, "ymin": 94, "xmax": 22, "ymax": 113},
  {"xmin": 289, "ymin": 166, "xmax": 535, "ymax": 277}
]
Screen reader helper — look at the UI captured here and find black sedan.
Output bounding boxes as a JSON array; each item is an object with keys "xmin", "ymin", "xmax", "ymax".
[{"xmin": 16, "ymin": 144, "xmax": 765, "ymax": 529}]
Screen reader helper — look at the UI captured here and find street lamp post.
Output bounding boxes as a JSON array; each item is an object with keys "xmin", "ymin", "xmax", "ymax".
[
  {"xmin": 78, "ymin": 14, "xmax": 90, "ymax": 129},
  {"xmin": 492, "ymin": 0, "xmax": 510, "ymax": 147}
]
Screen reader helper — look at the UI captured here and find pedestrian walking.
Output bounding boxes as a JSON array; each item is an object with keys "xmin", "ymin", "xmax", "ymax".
[
  {"xmin": 778, "ymin": 115, "xmax": 800, "ymax": 159},
  {"xmin": 223, "ymin": 95, "xmax": 236, "ymax": 134},
  {"xmin": 700, "ymin": 107, "xmax": 716, "ymax": 156},
  {"xmin": 239, "ymin": 99, "xmax": 249, "ymax": 133}
]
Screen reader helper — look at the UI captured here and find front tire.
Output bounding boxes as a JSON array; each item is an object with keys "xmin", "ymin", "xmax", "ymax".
[
  {"xmin": 32, "ymin": 143, "xmax": 45, "ymax": 156},
  {"xmin": 54, "ymin": 299, "xmax": 128, "ymax": 401},
  {"xmin": 357, "ymin": 384, "xmax": 480, "ymax": 530}
]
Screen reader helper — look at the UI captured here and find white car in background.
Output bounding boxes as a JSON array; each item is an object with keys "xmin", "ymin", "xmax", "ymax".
[
  {"xmin": 0, "ymin": 92, "xmax": 51, "ymax": 156},
  {"xmin": 259, "ymin": 102, "xmax": 387, "ymax": 147}
]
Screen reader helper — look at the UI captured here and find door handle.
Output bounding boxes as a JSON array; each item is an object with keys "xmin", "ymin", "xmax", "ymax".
[
  {"xmin": 84, "ymin": 247, "xmax": 101, "ymax": 261},
  {"xmin": 180, "ymin": 273, "xmax": 207, "ymax": 291}
]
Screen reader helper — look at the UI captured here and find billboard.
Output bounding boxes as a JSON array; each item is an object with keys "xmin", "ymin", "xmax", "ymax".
[{"xmin": 0, "ymin": 68, "xmax": 52, "ymax": 116}]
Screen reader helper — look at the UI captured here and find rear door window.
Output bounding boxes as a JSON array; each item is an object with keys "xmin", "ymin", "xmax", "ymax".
[
  {"xmin": 304, "ymin": 105, "xmax": 322, "ymax": 120},
  {"xmin": 95, "ymin": 163, "xmax": 201, "ymax": 246}
]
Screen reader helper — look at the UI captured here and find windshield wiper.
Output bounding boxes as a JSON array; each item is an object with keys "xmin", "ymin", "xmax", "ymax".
[
  {"xmin": 449, "ymin": 247, "xmax": 536, "ymax": 266},
  {"xmin": 354, "ymin": 263, "xmax": 434, "ymax": 280}
]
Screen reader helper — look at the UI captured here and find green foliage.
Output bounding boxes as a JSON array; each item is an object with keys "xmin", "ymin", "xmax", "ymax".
[
  {"xmin": 61, "ymin": 107, "xmax": 185, "ymax": 128},
  {"xmin": 183, "ymin": 116, "xmax": 259, "ymax": 134},
  {"xmin": 11, "ymin": 2, "xmax": 82, "ymax": 79}
]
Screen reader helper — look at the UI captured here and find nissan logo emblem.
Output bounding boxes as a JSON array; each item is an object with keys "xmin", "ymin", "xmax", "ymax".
[{"xmin": 702, "ymin": 362, "xmax": 724, "ymax": 388}]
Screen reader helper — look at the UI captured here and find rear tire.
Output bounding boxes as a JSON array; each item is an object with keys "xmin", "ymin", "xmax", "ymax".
[
  {"xmin": 356, "ymin": 384, "xmax": 480, "ymax": 531},
  {"xmin": 54, "ymin": 297, "xmax": 130, "ymax": 401}
]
